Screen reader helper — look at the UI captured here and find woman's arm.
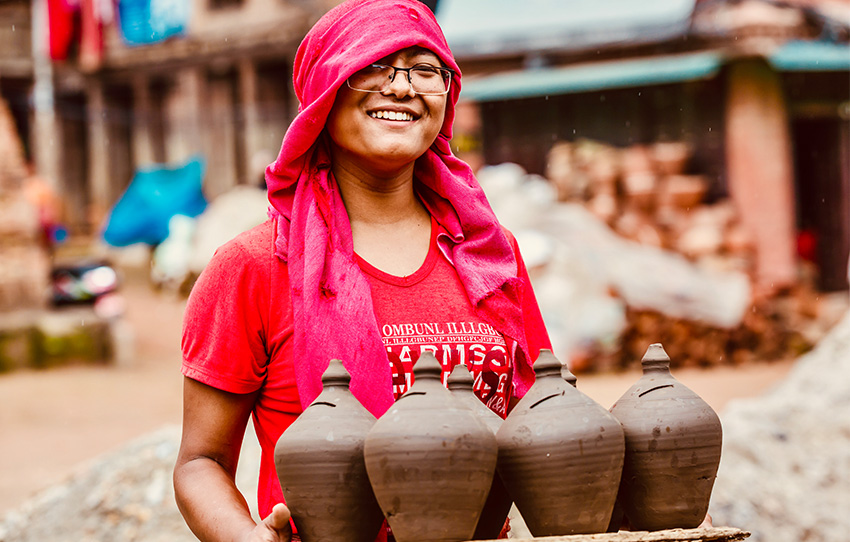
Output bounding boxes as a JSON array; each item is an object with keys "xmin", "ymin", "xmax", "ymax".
[{"xmin": 173, "ymin": 377, "xmax": 293, "ymax": 542}]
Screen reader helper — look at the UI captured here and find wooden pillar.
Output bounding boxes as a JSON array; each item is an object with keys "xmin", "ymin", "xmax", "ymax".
[
  {"xmin": 30, "ymin": 0, "xmax": 61, "ymax": 193},
  {"xmin": 205, "ymin": 70, "xmax": 238, "ymax": 198},
  {"xmin": 131, "ymin": 74, "xmax": 155, "ymax": 166},
  {"xmin": 724, "ymin": 59, "xmax": 797, "ymax": 294},
  {"xmin": 86, "ymin": 80, "xmax": 110, "ymax": 230},
  {"xmin": 239, "ymin": 58, "xmax": 262, "ymax": 186},
  {"xmin": 168, "ymin": 67, "xmax": 204, "ymax": 164}
]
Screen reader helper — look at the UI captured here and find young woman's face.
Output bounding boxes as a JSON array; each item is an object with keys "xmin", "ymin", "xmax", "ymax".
[{"xmin": 325, "ymin": 47, "xmax": 449, "ymax": 176}]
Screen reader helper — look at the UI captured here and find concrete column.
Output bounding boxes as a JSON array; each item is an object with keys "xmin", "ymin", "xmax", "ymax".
[
  {"xmin": 724, "ymin": 59, "xmax": 797, "ymax": 294},
  {"xmin": 86, "ymin": 80, "xmax": 110, "ymax": 229},
  {"xmin": 131, "ymin": 74, "xmax": 155, "ymax": 166}
]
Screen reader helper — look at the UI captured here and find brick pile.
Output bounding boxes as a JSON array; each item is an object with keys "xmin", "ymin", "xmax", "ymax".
[
  {"xmin": 545, "ymin": 139, "xmax": 813, "ymax": 371},
  {"xmin": 547, "ymin": 140, "xmax": 753, "ymax": 276}
]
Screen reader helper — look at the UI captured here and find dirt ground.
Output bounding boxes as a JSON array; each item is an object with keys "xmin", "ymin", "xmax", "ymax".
[{"xmin": 0, "ymin": 269, "xmax": 799, "ymax": 515}]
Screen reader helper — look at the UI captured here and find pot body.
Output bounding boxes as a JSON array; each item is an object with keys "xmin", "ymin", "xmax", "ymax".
[
  {"xmin": 496, "ymin": 351, "xmax": 625, "ymax": 536},
  {"xmin": 448, "ymin": 364, "xmax": 511, "ymax": 540},
  {"xmin": 274, "ymin": 361, "xmax": 384, "ymax": 542},
  {"xmin": 609, "ymin": 344, "xmax": 722, "ymax": 530},
  {"xmin": 365, "ymin": 354, "xmax": 498, "ymax": 542}
]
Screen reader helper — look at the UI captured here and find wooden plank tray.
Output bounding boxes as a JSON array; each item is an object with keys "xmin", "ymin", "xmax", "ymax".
[{"xmin": 471, "ymin": 527, "xmax": 750, "ymax": 542}]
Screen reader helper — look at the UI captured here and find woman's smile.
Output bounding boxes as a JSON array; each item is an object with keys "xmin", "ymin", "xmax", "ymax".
[{"xmin": 368, "ymin": 110, "xmax": 416, "ymax": 121}]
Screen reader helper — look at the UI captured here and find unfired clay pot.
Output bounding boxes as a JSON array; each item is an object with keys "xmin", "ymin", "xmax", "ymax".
[
  {"xmin": 447, "ymin": 363, "xmax": 511, "ymax": 540},
  {"xmin": 609, "ymin": 343, "xmax": 723, "ymax": 530},
  {"xmin": 274, "ymin": 359, "xmax": 384, "ymax": 542},
  {"xmin": 496, "ymin": 349, "xmax": 625, "ymax": 536},
  {"xmin": 364, "ymin": 352, "xmax": 498, "ymax": 542}
]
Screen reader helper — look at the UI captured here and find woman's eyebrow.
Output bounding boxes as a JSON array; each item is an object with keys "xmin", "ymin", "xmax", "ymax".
[
  {"xmin": 403, "ymin": 48, "xmax": 441, "ymax": 63},
  {"xmin": 408, "ymin": 56, "xmax": 442, "ymax": 68}
]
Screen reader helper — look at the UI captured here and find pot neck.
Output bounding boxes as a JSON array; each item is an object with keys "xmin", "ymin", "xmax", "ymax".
[{"xmin": 640, "ymin": 343, "xmax": 672, "ymax": 374}]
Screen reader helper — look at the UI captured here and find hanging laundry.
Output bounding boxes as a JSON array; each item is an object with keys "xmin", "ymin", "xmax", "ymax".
[
  {"xmin": 116, "ymin": 0, "xmax": 190, "ymax": 46},
  {"xmin": 47, "ymin": 0, "xmax": 81, "ymax": 60},
  {"xmin": 79, "ymin": 0, "xmax": 103, "ymax": 70}
]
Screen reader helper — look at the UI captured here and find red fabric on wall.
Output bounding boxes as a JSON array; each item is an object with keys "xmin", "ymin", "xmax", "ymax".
[
  {"xmin": 79, "ymin": 0, "xmax": 103, "ymax": 70},
  {"xmin": 47, "ymin": 0, "xmax": 80, "ymax": 60}
]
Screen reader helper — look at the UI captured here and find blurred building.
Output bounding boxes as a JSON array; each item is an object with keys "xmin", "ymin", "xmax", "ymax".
[
  {"xmin": 437, "ymin": 0, "xmax": 850, "ymax": 293},
  {"xmin": 1, "ymin": 0, "xmax": 848, "ymax": 293},
  {"xmin": 1, "ymin": 0, "xmax": 348, "ymax": 235}
]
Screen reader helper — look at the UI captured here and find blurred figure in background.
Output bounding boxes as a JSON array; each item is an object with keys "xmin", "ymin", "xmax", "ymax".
[{"xmin": 22, "ymin": 161, "xmax": 65, "ymax": 253}]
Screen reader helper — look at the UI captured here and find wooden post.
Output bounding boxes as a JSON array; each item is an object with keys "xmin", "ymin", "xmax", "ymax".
[{"xmin": 86, "ymin": 80, "xmax": 110, "ymax": 230}]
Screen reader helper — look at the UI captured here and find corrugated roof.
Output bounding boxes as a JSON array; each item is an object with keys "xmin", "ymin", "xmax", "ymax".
[
  {"xmin": 459, "ymin": 51, "xmax": 723, "ymax": 101},
  {"xmin": 436, "ymin": 0, "xmax": 697, "ymax": 57},
  {"xmin": 769, "ymin": 40, "xmax": 850, "ymax": 71}
]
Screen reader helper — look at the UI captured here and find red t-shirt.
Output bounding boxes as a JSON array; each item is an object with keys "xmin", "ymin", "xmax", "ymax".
[
  {"xmin": 182, "ymin": 217, "xmax": 549, "ymax": 519},
  {"xmin": 358, "ymin": 217, "xmax": 514, "ymax": 417}
]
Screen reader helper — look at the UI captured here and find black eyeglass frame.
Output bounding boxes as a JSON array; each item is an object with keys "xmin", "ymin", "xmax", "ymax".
[{"xmin": 346, "ymin": 63, "xmax": 457, "ymax": 96}]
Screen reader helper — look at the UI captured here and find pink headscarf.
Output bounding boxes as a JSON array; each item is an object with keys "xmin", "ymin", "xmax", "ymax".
[{"xmin": 265, "ymin": 0, "xmax": 535, "ymax": 416}]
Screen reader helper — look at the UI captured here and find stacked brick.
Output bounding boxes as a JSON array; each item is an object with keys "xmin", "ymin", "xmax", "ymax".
[
  {"xmin": 547, "ymin": 140, "xmax": 754, "ymax": 276},
  {"xmin": 547, "ymin": 139, "xmax": 810, "ymax": 371}
]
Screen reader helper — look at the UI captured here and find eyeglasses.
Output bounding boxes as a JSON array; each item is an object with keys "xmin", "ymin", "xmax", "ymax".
[{"xmin": 347, "ymin": 64, "xmax": 455, "ymax": 96}]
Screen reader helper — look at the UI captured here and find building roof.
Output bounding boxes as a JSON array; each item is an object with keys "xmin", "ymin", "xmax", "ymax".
[
  {"xmin": 436, "ymin": 0, "xmax": 697, "ymax": 58},
  {"xmin": 769, "ymin": 39, "xmax": 850, "ymax": 70},
  {"xmin": 459, "ymin": 51, "xmax": 722, "ymax": 101}
]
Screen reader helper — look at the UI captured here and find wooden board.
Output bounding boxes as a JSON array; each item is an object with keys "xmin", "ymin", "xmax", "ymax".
[{"xmin": 471, "ymin": 527, "xmax": 750, "ymax": 542}]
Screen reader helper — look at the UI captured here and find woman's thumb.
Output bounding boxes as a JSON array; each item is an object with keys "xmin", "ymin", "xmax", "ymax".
[{"xmin": 265, "ymin": 503, "xmax": 292, "ymax": 532}]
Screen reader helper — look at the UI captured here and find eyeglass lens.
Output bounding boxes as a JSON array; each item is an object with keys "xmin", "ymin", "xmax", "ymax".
[{"xmin": 349, "ymin": 65, "xmax": 450, "ymax": 95}]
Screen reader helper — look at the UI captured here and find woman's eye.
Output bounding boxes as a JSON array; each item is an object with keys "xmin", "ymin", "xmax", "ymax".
[{"xmin": 412, "ymin": 67, "xmax": 440, "ymax": 77}]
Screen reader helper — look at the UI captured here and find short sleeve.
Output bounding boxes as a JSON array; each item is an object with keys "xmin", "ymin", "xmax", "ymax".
[{"xmin": 181, "ymin": 228, "xmax": 273, "ymax": 394}]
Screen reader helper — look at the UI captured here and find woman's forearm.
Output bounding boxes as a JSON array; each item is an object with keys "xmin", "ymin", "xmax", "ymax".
[{"xmin": 174, "ymin": 455, "xmax": 257, "ymax": 542}]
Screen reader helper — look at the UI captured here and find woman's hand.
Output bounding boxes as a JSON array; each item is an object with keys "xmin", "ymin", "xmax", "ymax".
[{"xmin": 244, "ymin": 503, "xmax": 293, "ymax": 542}]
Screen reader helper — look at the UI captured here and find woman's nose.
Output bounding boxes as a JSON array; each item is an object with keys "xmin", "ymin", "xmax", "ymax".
[{"xmin": 382, "ymin": 70, "xmax": 416, "ymax": 98}]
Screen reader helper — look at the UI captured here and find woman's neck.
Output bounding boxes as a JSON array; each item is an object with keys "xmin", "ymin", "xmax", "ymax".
[
  {"xmin": 332, "ymin": 156, "xmax": 426, "ymax": 226},
  {"xmin": 332, "ymin": 156, "xmax": 432, "ymax": 276}
]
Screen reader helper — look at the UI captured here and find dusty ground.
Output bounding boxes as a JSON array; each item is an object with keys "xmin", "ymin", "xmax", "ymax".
[
  {"xmin": 0, "ymin": 268, "xmax": 799, "ymax": 515},
  {"xmin": 0, "ymin": 270, "xmax": 184, "ymax": 513}
]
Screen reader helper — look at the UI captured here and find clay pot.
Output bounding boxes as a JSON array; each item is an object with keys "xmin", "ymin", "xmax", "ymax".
[
  {"xmin": 274, "ymin": 359, "xmax": 384, "ymax": 542},
  {"xmin": 496, "ymin": 349, "xmax": 625, "ymax": 536},
  {"xmin": 609, "ymin": 344, "xmax": 723, "ymax": 530},
  {"xmin": 364, "ymin": 352, "xmax": 498, "ymax": 542},
  {"xmin": 447, "ymin": 364, "xmax": 511, "ymax": 540}
]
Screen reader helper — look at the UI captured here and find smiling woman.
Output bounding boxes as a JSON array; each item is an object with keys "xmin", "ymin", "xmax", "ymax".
[
  {"xmin": 173, "ymin": 1, "xmax": 551, "ymax": 541},
  {"xmin": 326, "ymin": 48, "xmax": 449, "ymax": 190}
]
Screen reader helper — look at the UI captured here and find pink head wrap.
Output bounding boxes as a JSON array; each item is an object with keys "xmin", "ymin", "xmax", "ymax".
[{"xmin": 265, "ymin": 0, "xmax": 535, "ymax": 416}]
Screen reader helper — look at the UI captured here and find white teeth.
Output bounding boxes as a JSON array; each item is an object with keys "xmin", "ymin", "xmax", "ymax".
[{"xmin": 370, "ymin": 111, "xmax": 413, "ymax": 121}]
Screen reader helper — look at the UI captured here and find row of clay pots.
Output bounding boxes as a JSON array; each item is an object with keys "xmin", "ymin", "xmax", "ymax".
[{"xmin": 274, "ymin": 345, "xmax": 722, "ymax": 541}]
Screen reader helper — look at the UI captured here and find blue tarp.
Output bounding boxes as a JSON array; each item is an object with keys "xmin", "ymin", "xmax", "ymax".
[
  {"xmin": 117, "ymin": 0, "xmax": 190, "ymax": 46},
  {"xmin": 459, "ymin": 52, "xmax": 723, "ymax": 102},
  {"xmin": 102, "ymin": 157, "xmax": 207, "ymax": 247}
]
